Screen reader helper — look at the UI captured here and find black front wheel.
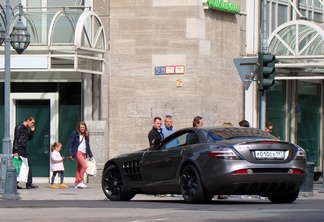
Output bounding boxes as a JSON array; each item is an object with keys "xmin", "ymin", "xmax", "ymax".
[
  {"xmin": 180, "ymin": 165, "xmax": 213, "ymax": 204},
  {"xmin": 102, "ymin": 164, "xmax": 135, "ymax": 201}
]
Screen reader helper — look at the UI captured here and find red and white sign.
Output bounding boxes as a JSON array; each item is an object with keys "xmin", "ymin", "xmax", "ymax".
[
  {"xmin": 165, "ymin": 65, "xmax": 185, "ymax": 74},
  {"xmin": 155, "ymin": 65, "xmax": 185, "ymax": 75}
]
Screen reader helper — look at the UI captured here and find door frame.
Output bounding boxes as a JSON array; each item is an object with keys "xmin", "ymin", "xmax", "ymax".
[{"xmin": 10, "ymin": 93, "xmax": 59, "ymax": 183}]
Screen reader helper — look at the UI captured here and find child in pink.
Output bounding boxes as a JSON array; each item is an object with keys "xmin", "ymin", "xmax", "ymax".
[{"xmin": 50, "ymin": 142, "xmax": 68, "ymax": 189}]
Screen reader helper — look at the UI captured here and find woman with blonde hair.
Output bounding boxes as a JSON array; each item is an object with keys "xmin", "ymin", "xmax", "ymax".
[{"xmin": 68, "ymin": 121, "xmax": 94, "ymax": 189}]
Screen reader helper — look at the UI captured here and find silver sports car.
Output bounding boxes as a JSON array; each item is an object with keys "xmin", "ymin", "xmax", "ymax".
[{"xmin": 102, "ymin": 127, "xmax": 307, "ymax": 204}]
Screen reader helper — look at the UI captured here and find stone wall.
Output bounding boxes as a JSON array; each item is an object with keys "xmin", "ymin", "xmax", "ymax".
[
  {"xmin": 87, "ymin": 121, "xmax": 108, "ymax": 183},
  {"xmin": 95, "ymin": 0, "xmax": 246, "ymax": 159}
]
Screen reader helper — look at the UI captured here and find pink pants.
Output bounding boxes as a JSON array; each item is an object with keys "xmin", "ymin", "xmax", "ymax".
[{"xmin": 75, "ymin": 151, "xmax": 87, "ymax": 185}]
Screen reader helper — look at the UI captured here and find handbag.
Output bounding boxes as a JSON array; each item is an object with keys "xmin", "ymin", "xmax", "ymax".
[
  {"xmin": 17, "ymin": 156, "xmax": 29, "ymax": 182},
  {"xmin": 86, "ymin": 158, "xmax": 97, "ymax": 176}
]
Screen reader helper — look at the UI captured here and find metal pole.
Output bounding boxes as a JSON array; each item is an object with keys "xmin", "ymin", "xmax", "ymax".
[
  {"xmin": 260, "ymin": 92, "xmax": 266, "ymax": 130},
  {"xmin": 259, "ymin": 0, "xmax": 268, "ymax": 130},
  {"xmin": 261, "ymin": 0, "xmax": 268, "ymax": 53},
  {"xmin": 0, "ymin": 0, "xmax": 20, "ymax": 200}
]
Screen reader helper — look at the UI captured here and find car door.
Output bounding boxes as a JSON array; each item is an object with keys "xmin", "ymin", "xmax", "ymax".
[{"xmin": 141, "ymin": 130, "xmax": 194, "ymax": 181}]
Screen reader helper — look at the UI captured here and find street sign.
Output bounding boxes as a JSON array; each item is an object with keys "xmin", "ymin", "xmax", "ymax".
[{"xmin": 233, "ymin": 57, "xmax": 258, "ymax": 90}]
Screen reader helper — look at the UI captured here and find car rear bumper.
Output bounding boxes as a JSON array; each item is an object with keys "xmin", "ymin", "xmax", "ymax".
[{"xmin": 204, "ymin": 173, "xmax": 306, "ymax": 195}]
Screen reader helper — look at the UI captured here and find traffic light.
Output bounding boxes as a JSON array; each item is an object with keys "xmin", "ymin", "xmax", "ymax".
[{"xmin": 257, "ymin": 51, "xmax": 279, "ymax": 92}]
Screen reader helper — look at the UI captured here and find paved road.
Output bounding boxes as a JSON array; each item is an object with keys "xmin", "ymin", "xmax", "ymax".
[{"xmin": 0, "ymin": 182, "xmax": 323, "ymax": 222}]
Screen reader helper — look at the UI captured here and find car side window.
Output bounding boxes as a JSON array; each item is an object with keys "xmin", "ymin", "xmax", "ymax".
[
  {"xmin": 161, "ymin": 133, "xmax": 188, "ymax": 149},
  {"xmin": 207, "ymin": 132, "xmax": 223, "ymax": 142},
  {"xmin": 185, "ymin": 132, "xmax": 199, "ymax": 145}
]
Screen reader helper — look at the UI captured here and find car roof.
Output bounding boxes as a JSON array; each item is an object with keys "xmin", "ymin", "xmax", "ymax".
[{"xmin": 180, "ymin": 126, "xmax": 277, "ymax": 140}]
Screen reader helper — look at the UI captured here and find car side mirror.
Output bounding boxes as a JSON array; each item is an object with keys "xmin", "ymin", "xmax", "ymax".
[{"xmin": 152, "ymin": 138, "xmax": 161, "ymax": 148}]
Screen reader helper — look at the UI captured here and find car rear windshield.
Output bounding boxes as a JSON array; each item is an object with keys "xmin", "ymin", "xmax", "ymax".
[{"xmin": 208, "ymin": 127, "xmax": 277, "ymax": 141}]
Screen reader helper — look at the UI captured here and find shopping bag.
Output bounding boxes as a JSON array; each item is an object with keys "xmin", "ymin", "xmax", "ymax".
[
  {"xmin": 86, "ymin": 158, "xmax": 97, "ymax": 176},
  {"xmin": 12, "ymin": 156, "xmax": 22, "ymax": 175},
  {"xmin": 17, "ymin": 156, "xmax": 29, "ymax": 182}
]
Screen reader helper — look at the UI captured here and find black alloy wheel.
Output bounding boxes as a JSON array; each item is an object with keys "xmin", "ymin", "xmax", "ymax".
[
  {"xmin": 101, "ymin": 164, "xmax": 135, "ymax": 201},
  {"xmin": 180, "ymin": 165, "xmax": 213, "ymax": 204}
]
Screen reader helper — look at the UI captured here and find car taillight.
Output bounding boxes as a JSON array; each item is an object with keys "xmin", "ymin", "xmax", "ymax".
[
  {"xmin": 233, "ymin": 169, "xmax": 253, "ymax": 174},
  {"xmin": 294, "ymin": 147, "xmax": 306, "ymax": 160},
  {"xmin": 288, "ymin": 169, "xmax": 304, "ymax": 174},
  {"xmin": 207, "ymin": 148, "xmax": 241, "ymax": 160}
]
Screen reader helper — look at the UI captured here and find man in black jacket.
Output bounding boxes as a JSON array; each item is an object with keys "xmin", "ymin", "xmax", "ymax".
[
  {"xmin": 13, "ymin": 115, "xmax": 38, "ymax": 189},
  {"xmin": 148, "ymin": 117, "xmax": 164, "ymax": 146}
]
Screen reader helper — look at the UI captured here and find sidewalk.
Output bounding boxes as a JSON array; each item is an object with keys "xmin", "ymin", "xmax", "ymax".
[
  {"xmin": 13, "ymin": 183, "xmax": 105, "ymax": 201},
  {"xmin": 2, "ymin": 180, "xmax": 323, "ymax": 201}
]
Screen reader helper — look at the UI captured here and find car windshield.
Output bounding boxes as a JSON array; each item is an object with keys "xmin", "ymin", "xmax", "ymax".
[{"xmin": 207, "ymin": 127, "xmax": 277, "ymax": 141}]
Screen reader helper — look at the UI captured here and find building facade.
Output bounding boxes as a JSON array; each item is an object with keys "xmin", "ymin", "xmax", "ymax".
[
  {"xmin": 0, "ymin": 0, "xmax": 247, "ymax": 183},
  {"xmin": 0, "ymin": 0, "xmax": 108, "ymax": 183},
  {"xmin": 4, "ymin": 0, "xmax": 322, "ymax": 184},
  {"xmin": 246, "ymin": 0, "xmax": 324, "ymax": 179},
  {"xmin": 105, "ymin": 0, "xmax": 246, "ymax": 159}
]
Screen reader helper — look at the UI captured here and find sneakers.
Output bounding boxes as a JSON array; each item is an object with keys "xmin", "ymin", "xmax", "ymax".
[
  {"xmin": 59, "ymin": 183, "xmax": 68, "ymax": 188},
  {"xmin": 75, "ymin": 182, "xmax": 87, "ymax": 189},
  {"xmin": 50, "ymin": 184, "xmax": 59, "ymax": 189},
  {"xmin": 79, "ymin": 182, "xmax": 87, "ymax": 188}
]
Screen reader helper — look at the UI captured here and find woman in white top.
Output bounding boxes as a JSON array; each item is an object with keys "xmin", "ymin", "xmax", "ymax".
[{"xmin": 68, "ymin": 121, "xmax": 94, "ymax": 189}]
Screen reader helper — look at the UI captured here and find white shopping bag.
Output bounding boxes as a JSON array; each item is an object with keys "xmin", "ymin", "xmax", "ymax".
[
  {"xmin": 17, "ymin": 156, "xmax": 29, "ymax": 182},
  {"xmin": 86, "ymin": 158, "xmax": 97, "ymax": 176}
]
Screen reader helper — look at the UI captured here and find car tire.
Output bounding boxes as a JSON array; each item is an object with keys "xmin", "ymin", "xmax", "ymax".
[
  {"xmin": 180, "ymin": 165, "xmax": 213, "ymax": 204},
  {"xmin": 102, "ymin": 164, "xmax": 135, "ymax": 201},
  {"xmin": 268, "ymin": 190, "xmax": 299, "ymax": 203}
]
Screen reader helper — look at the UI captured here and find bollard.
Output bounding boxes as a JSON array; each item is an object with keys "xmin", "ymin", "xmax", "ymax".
[
  {"xmin": 0, "ymin": 156, "xmax": 7, "ymax": 194},
  {"xmin": 300, "ymin": 162, "xmax": 315, "ymax": 197},
  {"xmin": 320, "ymin": 169, "xmax": 324, "ymax": 193},
  {"xmin": 1, "ymin": 163, "xmax": 21, "ymax": 200}
]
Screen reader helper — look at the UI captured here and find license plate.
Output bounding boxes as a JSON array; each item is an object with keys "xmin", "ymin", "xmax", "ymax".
[{"xmin": 255, "ymin": 151, "xmax": 284, "ymax": 159}]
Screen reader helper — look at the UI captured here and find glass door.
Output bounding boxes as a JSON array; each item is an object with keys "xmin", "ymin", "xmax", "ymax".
[
  {"xmin": 266, "ymin": 81, "xmax": 286, "ymax": 140},
  {"xmin": 297, "ymin": 82, "xmax": 321, "ymax": 167}
]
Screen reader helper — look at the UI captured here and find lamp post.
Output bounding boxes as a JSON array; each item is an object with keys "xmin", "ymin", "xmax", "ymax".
[{"xmin": 0, "ymin": 1, "xmax": 30, "ymax": 200}]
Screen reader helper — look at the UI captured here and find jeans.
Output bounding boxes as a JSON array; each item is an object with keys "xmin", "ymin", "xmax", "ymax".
[{"xmin": 51, "ymin": 171, "xmax": 64, "ymax": 184}]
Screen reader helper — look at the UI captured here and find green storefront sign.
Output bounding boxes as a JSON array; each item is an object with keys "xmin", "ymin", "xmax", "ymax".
[{"xmin": 207, "ymin": 0, "xmax": 240, "ymax": 14}]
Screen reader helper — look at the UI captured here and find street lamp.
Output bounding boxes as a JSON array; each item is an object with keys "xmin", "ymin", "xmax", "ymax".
[{"xmin": 0, "ymin": 1, "xmax": 30, "ymax": 200}]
